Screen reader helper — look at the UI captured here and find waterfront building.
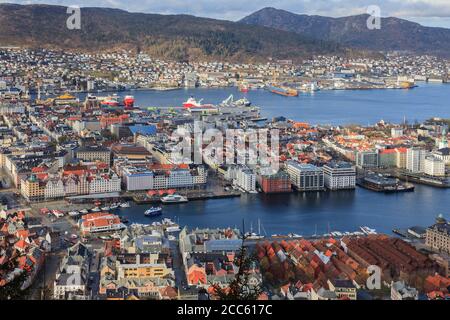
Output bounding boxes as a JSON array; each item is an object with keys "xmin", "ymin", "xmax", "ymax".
[
  {"xmin": 433, "ymin": 148, "xmax": 450, "ymax": 165},
  {"xmin": 426, "ymin": 215, "xmax": 450, "ymax": 254},
  {"xmin": 424, "ymin": 156, "xmax": 446, "ymax": 177},
  {"xmin": 87, "ymin": 172, "xmax": 121, "ymax": 194},
  {"xmin": 75, "ymin": 145, "xmax": 111, "ymax": 164},
  {"xmin": 379, "ymin": 149, "xmax": 398, "ymax": 168},
  {"xmin": 79, "ymin": 212, "xmax": 124, "ymax": 235},
  {"xmin": 391, "ymin": 281, "xmax": 419, "ymax": 300},
  {"xmin": 323, "ymin": 161, "xmax": 356, "ymax": 190},
  {"xmin": 406, "ymin": 148, "xmax": 427, "ymax": 173},
  {"xmin": 235, "ymin": 166, "xmax": 257, "ymax": 193},
  {"xmin": 122, "ymin": 164, "xmax": 206, "ymax": 191},
  {"xmin": 286, "ymin": 161, "xmax": 324, "ymax": 191},
  {"xmin": 356, "ymin": 151, "xmax": 379, "ymax": 169},
  {"xmin": 258, "ymin": 171, "xmax": 292, "ymax": 193},
  {"xmin": 123, "ymin": 166, "xmax": 154, "ymax": 191},
  {"xmin": 395, "ymin": 148, "xmax": 408, "ymax": 169}
]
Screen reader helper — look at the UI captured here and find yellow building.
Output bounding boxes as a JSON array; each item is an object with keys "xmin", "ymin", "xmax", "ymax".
[
  {"xmin": 20, "ymin": 175, "xmax": 45, "ymax": 202},
  {"xmin": 117, "ymin": 263, "xmax": 171, "ymax": 279}
]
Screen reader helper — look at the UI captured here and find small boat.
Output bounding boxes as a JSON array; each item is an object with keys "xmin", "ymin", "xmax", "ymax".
[
  {"xmin": 360, "ymin": 226, "xmax": 377, "ymax": 235},
  {"xmin": 245, "ymin": 232, "xmax": 264, "ymax": 240},
  {"xmin": 161, "ymin": 195, "xmax": 188, "ymax": 204},
  {"xmin": 79, "ymin": 209, "xmax": 89, "ymax": 214},
  {"xmin": 91, "ymin": 207, "xmax": 101, "ymax": 212},
  {"xmin": 101, "ymin": 206, "xmax": 110, "ymax": 211},
  {"xmin": 288, "ymin": 233, "xmax": 303, "ymax": 239},
  {"xmin": 68, "ymin": 211, "xmax": 80, "ymax": 217},
  {"xmin": 120, "ymin": 202, "xmax": 131, "ymax": 208},
  {"xmin": 166, "ymin": 226, "xmax": 181, "ymax": 233},
  {"xmin": 110, "ymin": 204, "xmax": 119, "ymax": 210},
  {"xmin": 52, "ymin": 210, "xmax": 64, "ymax": 218},
  {"xmin": 144, "ymin": 207, "xmax": 163, "ymax": 217}
]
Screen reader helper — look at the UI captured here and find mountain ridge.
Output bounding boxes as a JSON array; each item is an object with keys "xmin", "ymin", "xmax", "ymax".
[
  {"xmin": 0, "ymin": 3, "xmax": 358, "ymax": 62},
  {"xmin": 240, "ymin": 7, "xmax": 450, "ymax": 57}
]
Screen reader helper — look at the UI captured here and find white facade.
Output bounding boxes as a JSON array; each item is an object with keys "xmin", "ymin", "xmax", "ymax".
[
  {"xmin": 88, "ymin": 173, "xmax": 121, "ymax": 194},
  {"xmin": 391, "ymin": 128, "xmax": 404, "ymax": 138},
  {"xmin": 424, "ymin": 156, "xmax": 446, "ymax": 177},
  {"xmin": 433, "ymin": 148, "xmax": 450, "ymax": 165},
  {"xmin": 44, "ymin": 179, "xmax": 65, "ymax": 200},
  {"xmin": 235, "ymin": 167, "xmax": 256, "ymax": 193},
  {"xmin": 123, "ymin": 167, "xmax": 154, "ymax": 191},
  {"xmin": 323, "ymin": 162, "xmax": 356, "ymax": 190},
  {"xmin": 406, "ymin": 148, "xmax": 427, "ymax": 173},
  {"xmin": 123, "ymin": 165, "xmax": 207, "ymax": 191}
]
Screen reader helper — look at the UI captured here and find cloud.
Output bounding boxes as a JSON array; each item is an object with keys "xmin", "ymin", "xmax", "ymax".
[{"xmin": 2, "ymin": 0, "xmax": 450, "ymax": 26}]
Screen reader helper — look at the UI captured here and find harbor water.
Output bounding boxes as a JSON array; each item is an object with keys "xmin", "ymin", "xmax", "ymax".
[{"xmin": 106, "ymin": 83, "xmax": 450, "ymax": 235}]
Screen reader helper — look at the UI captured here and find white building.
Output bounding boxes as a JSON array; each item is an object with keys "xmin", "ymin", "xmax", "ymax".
[
  {"xmin": 323, "ymin": 162, "xmax": 356, "ymax": 190},
  {"xmin": 433, "ymin": 148, "xmax": 450, "ymax": 165},
  {"xmin": 391, "ymin": 127, "xmax": 404, "ymax": 138},
  {"xmin": 235, "ymin": 166, "xmax": 256, "ymax": 193},
  {"xmin": 123, "ymin": 167, "xmax": 154, "ymax": 191},
  {"xmin": 424, "ymin": 156, "xmax": 446, "ymax": 177},
  {"xmin": 44, "ymin": 178, "xmax": 65, "ymax": 200},
  {"xmin": 122, "ymin": 165, "xmax": 207, "ymax": 191},
  {"xmin": 286, "ymin": 161, "xmax": 324, "ymax": 191},
  {"xmin": 406, "ymin": 148, "xmax": 427, "ymax": 173},
  {"xmin": 88, "ymin": 173, "xmax": 121, "ymax": 194}
]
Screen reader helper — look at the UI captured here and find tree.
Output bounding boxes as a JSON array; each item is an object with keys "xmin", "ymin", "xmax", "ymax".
[{"xmin": 211, "ymin": 239, "xmax": 262, "ymax": 300}]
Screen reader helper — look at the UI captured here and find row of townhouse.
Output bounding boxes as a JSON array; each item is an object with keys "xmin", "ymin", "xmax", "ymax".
[
  {"xmin": 20, "ymin": 170, "xmax": 121, "ymax": 202},
  {"xmin": 122, "ymin": 164, "xmax": 207, "ymax": 191}
]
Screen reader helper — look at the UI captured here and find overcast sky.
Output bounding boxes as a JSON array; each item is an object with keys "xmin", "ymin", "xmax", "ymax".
[{"xmin": 4, "ymin": 0, "xmax": 450, "ymax": 27}]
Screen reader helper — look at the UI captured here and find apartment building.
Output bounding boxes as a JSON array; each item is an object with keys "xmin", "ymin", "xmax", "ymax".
[
  {"xmin": 424, "ymin": 156, "xmax": 446, "ymax": 177},
  {"xmin": 286, "ymin": 161, "xmax": 324, "ymax": 192},
  {"xmin": 122, "ymin": 164, "xmax": 207, "ymax": 191},
  {"xmin": 406, "ymin": 148, "xmax": 428, "ymax": 173},
  {"xmin": 258, "ymin": 171, "xmax": 292, "ymax": 193},
  {"xmin": 235, "ymin": 166, "xmax": 256, "ymax": 193},
  {"xmin": 323, "ymin": 162, "xmax": 356, "ymax": 190},
  {"xmin": 75, "ymin": 146, "xmax": 111, "ymax": 164},
  {"xmin": 426, "ymin": 215, "xmax": 450, "ymax": 254}
]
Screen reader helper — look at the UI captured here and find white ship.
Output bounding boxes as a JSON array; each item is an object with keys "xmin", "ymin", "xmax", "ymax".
[
  {"xmin": 360, "ymin": 226, "xmax": 377, "ymax": 235},
  {"xmin": 120, "ymin": 202, "xmax": 131, "ymax": 208},
  {"xmin": 161, "ymin": 194, "xmax": 188, "ymax": 204}
]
